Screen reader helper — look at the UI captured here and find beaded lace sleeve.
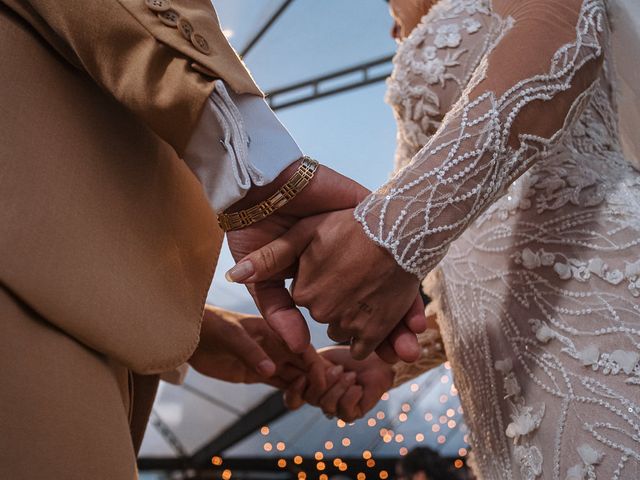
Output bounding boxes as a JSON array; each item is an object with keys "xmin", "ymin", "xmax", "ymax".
[{"xmin": 355, "ymin": 0, "xmax": 606, "ymax": 278}]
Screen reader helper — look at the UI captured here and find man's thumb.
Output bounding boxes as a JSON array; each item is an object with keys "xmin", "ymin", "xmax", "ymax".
[{"xmin": 225, "ymin": 222, "xmax": 313, "ymax": 284}]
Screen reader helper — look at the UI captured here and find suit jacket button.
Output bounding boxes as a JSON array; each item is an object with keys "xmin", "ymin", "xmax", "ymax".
[
  {"xmin": 191, "ymin": 33, "xmax": 211, "ymax": 55},
  {"xmin": 145, "ymin": 0, "xmax": 172, "ymax": 12},
  {"xmin": 178, "ymin": 17, "xmax": 195, "ymax": 41},
  {"xmin": 157, "ymin": 9, "xmax": 179, "ymax": 27}
]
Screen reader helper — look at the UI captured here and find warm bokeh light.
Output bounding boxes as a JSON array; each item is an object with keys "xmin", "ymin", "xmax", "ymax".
[
  {"xmin": 394, "ymin": 433, "xmax": 404, "ymax": 443},
  {"xmin": 316, "ymin": 461, "xmax": 326, "ymax": 471},
  {"xmin": 320, "ymin": 475, "xmax": 328, "ymax": 480},
  {"xmin": 398, "ymin": 413, "xmax": 408, "ymax": 422},
  {"xmin": 211, "ymin": 456, "xmax": 223, "ymax": 466},
  {"xmin": 376, "ymin": 411, "xmax": 385, "ymax": 420},
  {"xmin": 432, "ymin": 424, "xmax": 440, "ymax": 433},
  {"xmin": 339, "ymin": 463, "xmax": 348, "ymax": 472},
  {"xmin": 459, "ymin": 448, "xmax": 468, "ymax": 457},
  {"xmin": 260, "ymin": 426, "xmax": 269, "ymax": 436},
  {"xmin": 444, "ymin": 361, "xmax": 451, "ymax": 369},
  {"xmin": 424, "ymin": 412, "xmax": 433, "ymax": 421},
  {"xmin": 448, "ymin": 420, "xmax": 457, "ymax": 429},
  {"xmin": 337, "ymin": 419, "xmax": 346, "ymax": 428},
  {"xmin": 333, "ymin": 458, "xmax": 342, "ymax": 467},
  {"xmin": 342, "ymin": 437, "xmax": 351, "ymax": 447},
  {"xmin": 410, "ymin": 383, "xmax": 419, "ymax": 392},
  {"xmin": 367, "ymin": 418, "xmax": 377, "ymax": 427},
  {"xmin": 263, "ymin": 442, "xmax": 272, "ymax": 452},
  {"xmin": 278, "ymin": 459, "xmax": 287, "ymax": 468},
  {"xmin": 416, "ymin": 433, "xmax": 425, "ymax": 442},
  {"xmin": 315, "ymin": 452, "xmax": 324, "ymax": 461},
  {"xmin": 439, "ymin": 394, "xmax": 449, "ymax": 403},
  {"xmin": 294, "ymin": 455, "xmax": 303, "ymax": 465},
  {"xmin": 437, "ymin": 435, "xmax": 446, "ymax": 444},
  {"xmin": 325, "ymin": 441, "xmax": 334, "ymax": 450},
  {"xmin": 455, "ymin": 459, "xmax": 464, "ymax": 469},
  {"xmin": 367, "ymin": 459, "xmax": 376, "ymax": 468},
  {"xmin": 379, "ymin": 470, "xmax": 389, "ymax": 479},
  {"xmin": 381, "ymin": 392, "xmax": 390, "ymax": 401},
  {"xmin": 357, "ymin": 473, "xmax": 367, "ymax": 480},
  {"xmin": 222, "ymin": 469, "xmax": 232, "ymax": 480},
  {"xmin": 362, "ymin": 450, "xmax": 372, "ymax": 460},
  {"xmin": 441, "ymin": 375, "xmax": 449, "ymax": 384},
  {"xmin": 276, "ymin": 442, "xmax": 286, "ymax": 451},
  {"xmin": 298, "ymin": 472, "xmax": 307, "ymax": 480},
  {"xmin": 399, "ymin": 447, "xmax": 408, "ymax": 456}
]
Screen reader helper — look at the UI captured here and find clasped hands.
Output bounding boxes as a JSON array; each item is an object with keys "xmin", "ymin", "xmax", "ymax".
[{"xmin": 194, "ymin": 160, "xmax": 428, "ymax": 419}]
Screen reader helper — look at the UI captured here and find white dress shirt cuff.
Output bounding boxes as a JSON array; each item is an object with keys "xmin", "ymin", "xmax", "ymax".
[{"xmin": 183, "ymin": 81, "xmax": 303, "ymax": 212}]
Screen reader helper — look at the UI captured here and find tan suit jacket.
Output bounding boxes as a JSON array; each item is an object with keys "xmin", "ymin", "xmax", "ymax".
[{"xmin": 0, "ymin": 0, "xmax": 260, "ymax": 477}]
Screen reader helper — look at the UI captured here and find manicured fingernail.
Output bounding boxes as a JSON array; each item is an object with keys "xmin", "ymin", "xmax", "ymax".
[
  {"xmin": 256, "ymin": 359, "xmax": 276, "ymax": 376},
  {"xmin": 329, "ymin": 365, "xmax": 344, "ymax": 379},
  {"xmin": 345, "ymin": 372, "xmax": 357, "ymax": 383},
  {"xmin": 225, "ymin": 261, "xmax": 255, "ymax": 283}
]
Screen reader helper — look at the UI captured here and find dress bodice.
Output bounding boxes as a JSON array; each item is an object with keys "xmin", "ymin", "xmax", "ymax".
[{"xmin": 379, "ymin": 1, "xmax": 640, "ymax": 479}]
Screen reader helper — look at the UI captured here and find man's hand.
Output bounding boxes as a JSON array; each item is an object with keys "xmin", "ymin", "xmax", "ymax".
[
  {"xmin": 188, "ymin": 306, "xmax": 326, "ymax": 390},
  {"xmin": 284, "ymin": 346, "xmax": 394, "ymax": 422},
  {"xmin": 227, "ymin": 208, "xmax": 426, "ymax": 362},
  {"xmin": 225, "ymin": 161, "xmax": 370, "ymax": 353}
]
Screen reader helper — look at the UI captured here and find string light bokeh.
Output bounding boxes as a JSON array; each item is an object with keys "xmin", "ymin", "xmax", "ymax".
[{"xmin": 209, "ymin": 362, "xmax": 470, "ymax": 479}]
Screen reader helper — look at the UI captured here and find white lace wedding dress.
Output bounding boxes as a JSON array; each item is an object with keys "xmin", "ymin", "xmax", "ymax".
[{"xmin": 355, "ymin": 0, "xmax": 640, "ymax": 478}]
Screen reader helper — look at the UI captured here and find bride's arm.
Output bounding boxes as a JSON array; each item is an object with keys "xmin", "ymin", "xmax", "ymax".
[{"xmin": 356, "ymin": 0, "xmax": 606, "ymax": 279}]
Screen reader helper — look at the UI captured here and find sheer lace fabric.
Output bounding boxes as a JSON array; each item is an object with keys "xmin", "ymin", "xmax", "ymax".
[
  {"xmin": 369, "ymin": 0, "xmax": 640, "ymax": 478},
  {"xmin": 356, "ymin": 0, "xmax": 605, "ymax": 278}
]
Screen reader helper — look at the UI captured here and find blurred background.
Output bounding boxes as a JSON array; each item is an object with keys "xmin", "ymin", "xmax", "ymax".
[{"xmin": 139, "ymin": 1, "xmax": 470, "ymax": 479}]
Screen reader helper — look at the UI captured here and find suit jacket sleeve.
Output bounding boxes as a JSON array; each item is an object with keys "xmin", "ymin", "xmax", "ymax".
[{"xmin": 2, "ymin": 0, "xmax": 262, "ymax": 155}]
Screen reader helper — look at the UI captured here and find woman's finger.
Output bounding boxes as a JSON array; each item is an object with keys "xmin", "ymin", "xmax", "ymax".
[
  {"xmin": 283, "ymin": 376, "xmax": 306, "ymax": 410},
  {"xmin": 337, "ymin": 385, "xmax": 364, "ymax": 422},
  {"xmin": 315, "ymin": 372, "xmax": 356, "ymax": 414}
]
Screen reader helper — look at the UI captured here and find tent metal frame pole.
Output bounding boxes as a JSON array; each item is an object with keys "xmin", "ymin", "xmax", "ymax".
[
  {"xmin": 266, "ymin": 54, "xmax": 394, "ymax": 111},
  {"xmin": 240, "ymin": 0, "xmax": 295, "ymax": 58},
  {"xmin": 190, "ymin": 391, "xmax": 288, "ymax": 467}
]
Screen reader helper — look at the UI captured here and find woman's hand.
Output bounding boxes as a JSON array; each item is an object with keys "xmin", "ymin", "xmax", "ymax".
[
  {"xmin": 228, "ymin": 210, "xmax": 426, "ymax": 362},
  {"xmin": 285, "ymin": 346, "xmax": 395, "ymax": 422},
  {"xmin": 188, "ymin": 306, "xmax": 326, "ymax": 391}
]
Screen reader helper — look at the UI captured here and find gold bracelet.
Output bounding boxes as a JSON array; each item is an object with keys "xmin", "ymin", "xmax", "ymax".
[{"xmin": 217, "ymin": 156, "xmax": 319, "ymax": 232}]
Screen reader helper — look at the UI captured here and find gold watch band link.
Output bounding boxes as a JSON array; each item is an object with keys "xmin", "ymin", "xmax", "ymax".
[{"xmin": 218, "ymin": 156, "xmax": 319, "ymax": 232}]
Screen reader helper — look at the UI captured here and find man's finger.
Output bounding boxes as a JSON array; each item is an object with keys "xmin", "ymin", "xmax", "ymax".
[
  {"xmin": 388, "ymin": 322, "xmax": 421, "ymax": 363},
  {"xmin": 251, "ymin": 281, "xmax": 311, "ymax": 354},
  {"xmin": 226, "ymin": 322, "xmax": 277, "ymax": 378},
  {"xmin": 326, "ymin": 323, "xmax": 352, "ymax": 343},
  {"xmin": 404, "ymin": 294, "xmax": 427, "ymax": 334},
  {"xmin": 375, "ymin": 339, "xmax": 400, "ymax": 364},
  {"xmin": 225, "ymin": 220, "xmax": 316, "ymax": 284}
]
